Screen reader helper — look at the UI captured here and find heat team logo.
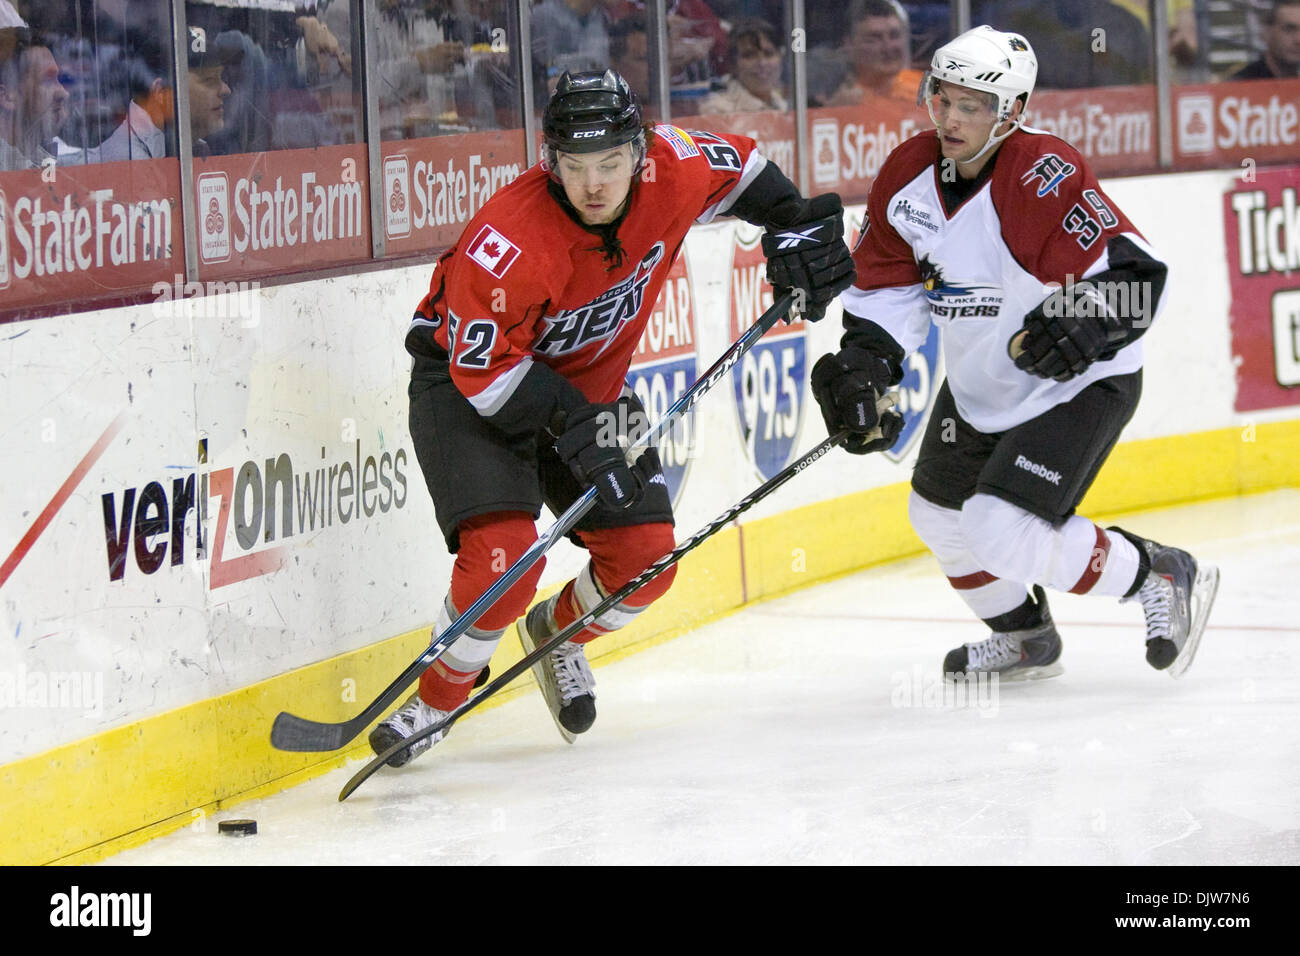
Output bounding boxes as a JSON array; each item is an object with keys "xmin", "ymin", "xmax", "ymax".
[
  {"xmin": 1021, "ymin": 154, "xmax": 1076, "ymax": 197},
  {"xmin": 534, "ymin": 243, "xmax": 665, "ymax": 356},
  {"xmin": 467, "ymin": 223, "xmax": 521, "ymax": 278}
]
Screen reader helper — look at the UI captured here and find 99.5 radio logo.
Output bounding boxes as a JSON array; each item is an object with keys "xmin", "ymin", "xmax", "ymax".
[{"xmin": 730, "ymin": 227, "xmax": 807, "ymax": 480}]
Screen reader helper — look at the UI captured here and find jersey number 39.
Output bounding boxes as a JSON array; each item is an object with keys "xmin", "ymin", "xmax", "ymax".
[{"xmin": 1062, "ymin": 189, "xmax": 1118, "ymax": 250}]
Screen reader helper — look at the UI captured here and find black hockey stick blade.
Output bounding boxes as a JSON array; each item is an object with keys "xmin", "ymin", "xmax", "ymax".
[
  {"xmin": 339, "ymin": 422, "xmax": 864, "ymax": 801},
  {"xmin": 272, "ymin": 292, "xmax": 795, "ymax": 756}
]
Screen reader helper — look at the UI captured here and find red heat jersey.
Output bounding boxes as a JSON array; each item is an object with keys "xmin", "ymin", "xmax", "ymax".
[{"xmin": 411, "ymin": 126, "xmax": 766, "ymax": 417}]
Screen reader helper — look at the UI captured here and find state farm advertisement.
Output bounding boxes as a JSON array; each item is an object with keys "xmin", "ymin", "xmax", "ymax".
[
  {"xmin": 193, "ymin": 144, "xmax": 371, "ymax": 279},
  {"xmin": 379, "ymin": 130, "xmax": 528, "ymax": 255},
  {"xmin": 1224, "ymin": 165, "xmax": 1300, "ymax": 412},
  {"xmin": 1174, "ymin": 79, "xmax": 1300, "ymax": 171},
  {"xmin": 0, "ymin": 159, "xmax": 182, "ymax": 316},
  {"xmin": 805, "ymin": 87, "xmax": 1161, "ymax": 202},
  {"xmin": 807, "ymin": 99, "xmax": 929, "ymax": 203},
  {"xmin": 1025, "ymin": 87, "xmax": 1158, "ymax": 177}
]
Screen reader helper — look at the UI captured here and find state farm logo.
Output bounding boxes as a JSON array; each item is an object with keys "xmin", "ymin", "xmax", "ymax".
[
  {"xmin": 812, "ymin": 118, "xmax": 839, "ymax": 186},
  {"xmin": 197, "ymin": 172, "xmax": 231, "ymax": 263},
  {"xmin": 1177, "ymin": 94, "xmax": 1214, "ymax": 154},
  {"xmin": 466, "ymin": 223, "xmax": 520, "ymax": 278},
  {"xmin": 384, "ymin": 155, "xmax": 411, "ymax": 239}
]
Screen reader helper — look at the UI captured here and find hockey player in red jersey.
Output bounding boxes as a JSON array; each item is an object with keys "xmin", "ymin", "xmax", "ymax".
[
  {"xmin": 371, "ymin": 70, "xmax": 854, "ymax": 763},
  {"xmin": 812, "ymin": 27, "xmax": 1219, "ymax": 681}
]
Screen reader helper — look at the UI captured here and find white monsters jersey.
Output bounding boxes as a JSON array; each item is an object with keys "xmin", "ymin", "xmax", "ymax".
[{"xmin": 844, "ymin": 128, "xmax": 1162, "ymax": 433}]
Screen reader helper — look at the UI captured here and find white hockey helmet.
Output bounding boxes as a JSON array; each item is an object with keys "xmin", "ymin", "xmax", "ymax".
[{"xmin": 920, "ymin": 25, "xmax": 1037, "ymax": 151}]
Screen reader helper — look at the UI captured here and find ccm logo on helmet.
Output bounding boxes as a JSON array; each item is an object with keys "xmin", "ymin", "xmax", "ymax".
[{"xmin": 573, "ymin": 129, "xmax": 606, "ymax": 139}]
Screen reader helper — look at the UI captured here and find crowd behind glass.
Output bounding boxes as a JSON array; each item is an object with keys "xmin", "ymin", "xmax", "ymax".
[{"xmin": 0, "ymin": 0, "xmax": 1293, "ymax": 187}]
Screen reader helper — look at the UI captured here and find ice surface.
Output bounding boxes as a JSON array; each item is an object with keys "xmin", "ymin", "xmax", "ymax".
[{"xmin": 104, "ymin": 490, "xmax": 1300, "ymax": 865}]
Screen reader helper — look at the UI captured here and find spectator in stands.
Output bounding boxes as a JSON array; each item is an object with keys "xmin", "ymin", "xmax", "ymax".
[
  {"xmin": 608, "ymin": 13, "xmax": 651, "ymax": 105},
  {"xmin": 972, "ymin": 0, "xmax": 1151, "ymax": 87},
  {"xmin": 1233, "ymin": 0, "xmax": 1300, "ymax": 79},
  {"xmin": 532, "ymin": 0, "xmax": 612, "ymax": 84},
  {"xmin": 92, "ymin": 38, "xmax": 174, "ymax": 162},
  {"xmin": 824, "ymin": 0, "xmax": 922, "ymax": 106},
  {"xmin": 0, "ymin": 35, "xmax": 68, "ymax": 172},
  {"xmin": 1111, "ymin": 1, "xmax": 1198, "ymax": 71},
  {"xmin": 699, "ymin": 16, "xmax": 787, "ymax": 113},
  {"xmin": 186, "ymin": 27, "xmax": 241, "ymax": 157}
]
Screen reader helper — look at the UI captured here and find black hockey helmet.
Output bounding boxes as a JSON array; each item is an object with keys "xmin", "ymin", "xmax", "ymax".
[{"xmin": 542, "ymin": 69, "xmax": 645, "ymax": 170}]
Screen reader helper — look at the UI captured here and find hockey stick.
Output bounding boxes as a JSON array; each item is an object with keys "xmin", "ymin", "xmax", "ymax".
[
  {"xmin": 270, "ymin": 291, "xmax": 795, "ymax": 753},
  {"xmin": 339, "ymin": 406, "xmax": 887, "ymax": 801}
]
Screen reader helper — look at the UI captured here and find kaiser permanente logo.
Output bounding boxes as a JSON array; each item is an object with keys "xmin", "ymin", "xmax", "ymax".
[
  {"xmin": 50, "ymin": 886, "xmax": 151, "ymax": 936},
  {"xmin": 102, "ymin": 439, "xmax": 409, "ymax": 588}
]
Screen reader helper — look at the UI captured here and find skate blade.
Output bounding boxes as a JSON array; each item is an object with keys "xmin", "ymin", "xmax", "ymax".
[
  {"xmin": 517, "ymin": 622, "xmax": 577, "ymax": 745},
  {"xmin": 998, "ymin": 661, "xmax": 1065, "ymax": 683},
  {"xmin": 944, "ymin": 662, "xmax": 1064, "ymax": 684},
  {"xmin": 1169, "ymin": 563, "xmax": 1221, "ymax": 679}
]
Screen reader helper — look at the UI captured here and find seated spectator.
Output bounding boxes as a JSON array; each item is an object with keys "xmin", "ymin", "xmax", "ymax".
[
  {"xmin": 608, "ymin": 12, "xmax": 650, "ymax": 105},
  {"xmin": 532, "ymin": 0, "xmax": 611, "ymax": 89},
  {"xmin": 699, "ymin": 16, "xmax": 787, "ymax": 114},
  {"xmin": 91, "ymin": 38, "xmax": 175, "ymax": 162},
  {"xmin": 972, "ymin": 0, "xmax": 1151, "ymax": 87},
  {"xmin": 1111, "ymin": 1, "xmax": 1198, "ymax": 70},
  {"xmin": 184, "ymin": 1, "xmax": 358, "ymax": 152},
  {"xmin": 823, "ymin": 0, "xmax": 922, "ymax": 106},
  {"xmin": 1233, "ymin": 0, "xmax": 1300, "ymax": 79},
  {"xmin": 186, "ymin": 27, "xmax": 241, "ymax": 157},
  {"xmin": 0, "ymin": 34, "xmax": 68, "ymax": 172}
]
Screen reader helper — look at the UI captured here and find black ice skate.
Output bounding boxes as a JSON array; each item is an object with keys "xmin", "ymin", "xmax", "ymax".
[
  {"xmin": 520, "ymin": 600, "xmax": 596, "ymax": 743},
  {"xmin": 367, "ymin": 692, "xmax": 450, "ymax": 767},
  {"xmin": 1111, "ymin": 528, "xmax": 1221, "ymax": 678},
  {"xmin": 944, "ymin": 585, "xmax": 1064, "ymax": 682}
]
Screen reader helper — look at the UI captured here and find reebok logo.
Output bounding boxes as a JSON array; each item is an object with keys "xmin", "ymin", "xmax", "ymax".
[
  {"xmin": 1014, "ymin": 454, "xmax": 1061, "ymax": 485},
  {"xmin": 771, "ymin": 224, "xmax": 824, "ymax": 249}
]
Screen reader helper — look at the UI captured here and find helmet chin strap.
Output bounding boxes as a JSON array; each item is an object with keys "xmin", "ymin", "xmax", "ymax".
[{"xmin": 964, "ymin": 118, "xmax": 1020, "ymax": 165}]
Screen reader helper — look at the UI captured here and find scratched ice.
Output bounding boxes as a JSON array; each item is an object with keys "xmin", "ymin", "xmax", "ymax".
[{"xmin": 105, "ymin": 491, "xmax": 1300, "ymax": 865}]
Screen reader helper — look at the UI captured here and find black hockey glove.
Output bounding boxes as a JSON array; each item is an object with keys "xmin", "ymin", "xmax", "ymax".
[
  {"xmin": 554, "ymin": 401, "xmax": 649, "ymax": 510},
  {"xmin": 761, "ymin": 193, "xmax": 856, "ymax": 323},
  {"xmin": 1012, "ymin": 281, "xmax": 1129, "ymax": 382},
  {"xmin": 811, "ymin": 346, "xmax": 904, "ymax": 455}
]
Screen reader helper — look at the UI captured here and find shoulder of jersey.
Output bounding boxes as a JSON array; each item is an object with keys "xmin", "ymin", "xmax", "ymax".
[
  {"xmin": 454, "ymin": 165, "xmax": 559, "ymax": 285},
  {"xmin": 875, "ymin": 129, "xmax": 940, "ymax": 195},
  {"xmin": 994, "ymin": 127, "xmax": 1088, "ymax": 183},
  {"xmin": 647, "ymin": 124, "xmax": 707, "ymax": 178}
]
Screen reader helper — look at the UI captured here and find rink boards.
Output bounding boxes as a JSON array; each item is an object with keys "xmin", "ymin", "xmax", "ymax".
[{"xmin": 1, "ymin": 166, "xmax": 1298, "ymax": 864}]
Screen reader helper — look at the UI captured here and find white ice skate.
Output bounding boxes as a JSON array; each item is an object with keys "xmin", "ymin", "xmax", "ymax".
[
  {"xmin": 367, "ymin": 692, "xmax": 450, "ymax": 767},
  {"xmin": 944, "ymin": 585, "xmax": 1064, "ymax": 682},
  {"xmin": 519, "ymin": 601, "xmax": 597, "ymax": 744}
]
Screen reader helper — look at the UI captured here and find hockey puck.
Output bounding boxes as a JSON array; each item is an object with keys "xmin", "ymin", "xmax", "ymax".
[{"xmin": 218, "ymin": 819, "xmax": 258, "ymax": 837}]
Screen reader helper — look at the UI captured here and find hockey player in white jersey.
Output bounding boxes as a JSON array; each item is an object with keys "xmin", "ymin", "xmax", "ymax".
[{"xmin": 812, "ymin": 26, "xmax": 1220, "ymax": 680}]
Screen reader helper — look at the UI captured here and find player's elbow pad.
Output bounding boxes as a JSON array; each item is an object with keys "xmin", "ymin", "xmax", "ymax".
[
  {"xmin": 481, "ymin": 361, "xmax": 587, "ymax": 440},
  {"xmin": 1090, "ymin": 236, "xmax": 1169, "ymax": 347}
]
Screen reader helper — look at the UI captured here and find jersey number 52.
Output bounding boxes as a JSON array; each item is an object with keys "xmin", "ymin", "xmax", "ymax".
[{"xmin": 688, "ymin": 130, "xmax": 743, "ymax": 172}]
